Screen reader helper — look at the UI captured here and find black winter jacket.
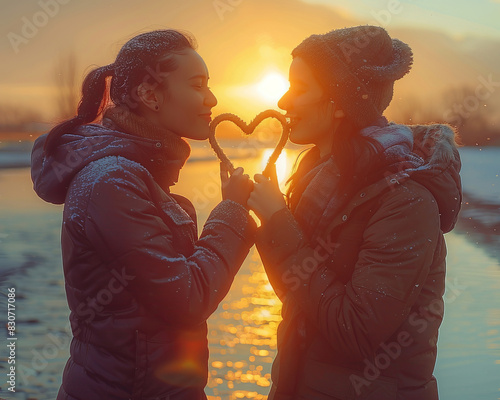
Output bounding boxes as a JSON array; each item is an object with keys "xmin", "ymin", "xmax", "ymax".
[{"xmin": 31, "ymin": 124, "xmax": 256, "ymax": 399}]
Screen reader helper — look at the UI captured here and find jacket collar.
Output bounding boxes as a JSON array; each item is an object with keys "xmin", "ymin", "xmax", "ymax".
[{"xmin": 31, "ymin": 113, "xmax": 192, "ymax": 204}]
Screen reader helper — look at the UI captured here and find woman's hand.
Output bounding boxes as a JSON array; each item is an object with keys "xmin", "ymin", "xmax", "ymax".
[
  {"xmin": 248, "ymin": 167, "xmax": 287, "ymax": 223},
  {"xmin": 220, "ymin": 163, "xmax": 254, "ymax": 208}
]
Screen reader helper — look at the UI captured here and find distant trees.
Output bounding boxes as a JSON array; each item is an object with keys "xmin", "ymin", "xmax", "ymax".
[
  {"xmin": 0, "ymin": 52, "xmax": 79, "ymax": 135},
  {"xmin": 0, "ymin": 103, "xmax": 42, "ymax": 132},
  {"xmin": 441, "ymin": 85, "xmax": 498, "ymax": 146},
  {"xmin": 391, "ymin": 84, "xmax": 500, "ymax": 146},
  {"xmin": 53, "ymin": 51, "xmax": 79, "ymax": 120}
]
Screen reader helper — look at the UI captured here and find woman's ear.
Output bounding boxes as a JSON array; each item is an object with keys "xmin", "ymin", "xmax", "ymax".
[
  {"xmin": 329, "ymin": 100, "xmax": 345, "ymax": 119},
  {"xmin": 137, "ymin": 81, "xmax": 161, "ymax": 112},
  {"xmin": 334, "ymin": 109, "xmax": 345, "ymax": 118}
]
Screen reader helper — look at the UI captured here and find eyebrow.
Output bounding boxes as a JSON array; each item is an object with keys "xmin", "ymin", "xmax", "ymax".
[{"xmin": 189, "ymin": 74, "xmax": 209, "ymax": 80}]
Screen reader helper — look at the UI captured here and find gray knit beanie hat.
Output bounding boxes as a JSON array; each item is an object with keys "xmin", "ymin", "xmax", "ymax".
[{"xmin": 292, "ymin": 25, "xmax": 413, "ymax": 128}]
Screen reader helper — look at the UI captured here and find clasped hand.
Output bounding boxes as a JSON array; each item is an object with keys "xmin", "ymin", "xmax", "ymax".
[{"xmin": 220, "ymin": 163, "xmax": 286, "ymax": 223}]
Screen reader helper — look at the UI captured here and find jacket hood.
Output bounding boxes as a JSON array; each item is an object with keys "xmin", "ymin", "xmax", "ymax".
[
  {"xmin": 361, "ymin": 122, "xmax": 462, "ymax": 233},
  {"xmin": 31, "ymin": 124, "xmax": 189, "ymax": 204}
]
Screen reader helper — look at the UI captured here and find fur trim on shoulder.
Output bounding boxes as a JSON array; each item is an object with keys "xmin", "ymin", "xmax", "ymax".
[{"xmin": 409, "ymin": 123, "xmax": 460, "ymax": 165}]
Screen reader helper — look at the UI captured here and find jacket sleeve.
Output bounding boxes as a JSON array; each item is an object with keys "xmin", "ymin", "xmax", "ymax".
[
  {"xmin": 84, "ymin": 161, "xmax": 257, "ymax": 326},
  {"xmin": 256, "ymin": 182, "xmax": 440, "ymax": 360}
]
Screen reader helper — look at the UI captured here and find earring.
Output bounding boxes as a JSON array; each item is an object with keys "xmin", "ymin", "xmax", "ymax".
[{"xmin": 330, "ymin": 100, "xmax": 335, "ymax": 104}]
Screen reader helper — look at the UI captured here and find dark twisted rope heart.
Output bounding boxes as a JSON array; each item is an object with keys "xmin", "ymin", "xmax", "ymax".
[{"xmin": 209, "ymin": 110, "xmax": 290, "ymax": 178}]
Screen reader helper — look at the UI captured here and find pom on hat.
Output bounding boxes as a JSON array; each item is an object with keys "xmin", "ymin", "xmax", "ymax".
[{"xmin": 357, "ymin": 38, "xmax": 413, "ymax": 82}]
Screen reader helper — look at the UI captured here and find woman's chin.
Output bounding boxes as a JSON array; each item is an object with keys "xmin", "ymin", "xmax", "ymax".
[
  {"xmin": 289, "ymin": 127, "xmax": 310, "ymax": 145},
  {"xmin": 197, "ymin": 130, "xmax": 211, "ymax": 141},
  {"xmin": 183, "ymin": 127, "xmax": 211, "ymax": 141}
]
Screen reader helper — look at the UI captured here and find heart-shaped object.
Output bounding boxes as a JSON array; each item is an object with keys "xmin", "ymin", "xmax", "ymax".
[{"xmin": 209, "ymin": 110, "xmax": 290, "ymax": 178}]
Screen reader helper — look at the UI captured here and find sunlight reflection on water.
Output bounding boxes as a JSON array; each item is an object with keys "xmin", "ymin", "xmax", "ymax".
[
  {"xmin": 205, "ymin": 248, "xmax": 280, "ymax": 399},
  {"xmin": 201, "ymin": 148, "xmax": 300, "ymax": 399}
]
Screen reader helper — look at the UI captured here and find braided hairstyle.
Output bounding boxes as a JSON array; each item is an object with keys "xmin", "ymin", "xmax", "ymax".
[{"xmin": 44, "ymin": 29, "xmax": 196, "ymax": 153}]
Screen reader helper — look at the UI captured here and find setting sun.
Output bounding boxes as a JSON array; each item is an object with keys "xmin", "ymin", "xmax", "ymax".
[
  {"xmin": 222, "ymin": 69, "xmax": 290, "ymax": 119},
  {"xmin": 256, "ymin": 72, "xmax": 289, "ymax": 105}
]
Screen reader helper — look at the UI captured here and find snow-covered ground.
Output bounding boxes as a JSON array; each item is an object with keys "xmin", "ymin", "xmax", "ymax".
[{"xmin": 458, "ymin": 147, "xmax": 500, "ymax": 206}]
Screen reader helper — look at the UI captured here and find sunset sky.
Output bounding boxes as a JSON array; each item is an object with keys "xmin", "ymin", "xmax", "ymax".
[{"xmin": 1, "ymin": 0, "xmax": 499, "ymax": 123}]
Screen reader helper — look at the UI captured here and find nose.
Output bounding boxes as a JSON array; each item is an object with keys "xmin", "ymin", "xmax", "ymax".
[
  {"xmin": 277, "ymin": 90, "xmax": 290, "ymax": 111},
  {"xmin": 205, "ymin": 88, "xmax": 218, "ymax": 108}
]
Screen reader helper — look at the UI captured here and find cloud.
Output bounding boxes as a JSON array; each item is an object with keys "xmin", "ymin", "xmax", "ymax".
[{"xmin": 2, "ymin": 0, "xmax": 500, "ymax": 120}]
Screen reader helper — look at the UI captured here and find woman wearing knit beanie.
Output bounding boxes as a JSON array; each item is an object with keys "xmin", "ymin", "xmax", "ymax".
[
  {"xmin": 31, "ymin": 30, "xmax": 256, "ymax": 400},
  {"xmin": 249, "ymin": 25, "xmax": 462, "ymax": 399}
]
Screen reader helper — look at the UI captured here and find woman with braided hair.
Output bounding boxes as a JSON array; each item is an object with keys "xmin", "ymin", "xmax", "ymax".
[
  {"xmin": 31, "ymin": 30, "xmax": 255, "ymax": 400},
  {"xmin": 248, "ymin": 25, "xmax": 462, "ymax": 399}
]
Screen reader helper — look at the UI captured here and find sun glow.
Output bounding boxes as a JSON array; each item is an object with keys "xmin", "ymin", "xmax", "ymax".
[{"xmin": 255, "ymin": 72, "xmax": 289, "ymax": 105}]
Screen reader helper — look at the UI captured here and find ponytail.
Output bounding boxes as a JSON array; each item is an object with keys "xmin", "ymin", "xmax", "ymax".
[{"xmin": 43, "ymin": 64, "xmax": 115, "ymax": 153}]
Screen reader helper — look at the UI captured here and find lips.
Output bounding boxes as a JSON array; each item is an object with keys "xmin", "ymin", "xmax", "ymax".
[
  {"xmin": 199, "ymin": 113, "xmax": 212, "ymax": 123},
  {"xmin": 285, "ymin": 115, "xmax": 301, "ymax": 127}
]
